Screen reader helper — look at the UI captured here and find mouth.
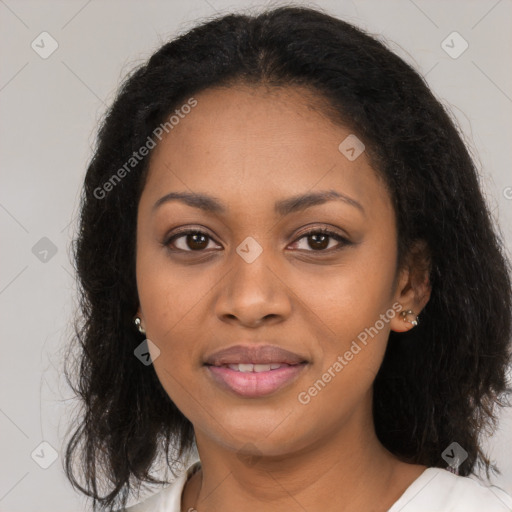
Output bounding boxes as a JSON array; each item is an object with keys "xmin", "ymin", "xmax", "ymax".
[
  {"xmin": 203, "ymin": 344, "xmax": 309, "ymax": 398},
  {"xmin": 209, "ymin": 362, "xmax": 300, "ymax": 372}
]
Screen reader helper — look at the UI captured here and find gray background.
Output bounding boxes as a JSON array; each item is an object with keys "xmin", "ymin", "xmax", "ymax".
[{"xmin": 1, "ymin": 0, "xmax": 511, "ymax": 510}]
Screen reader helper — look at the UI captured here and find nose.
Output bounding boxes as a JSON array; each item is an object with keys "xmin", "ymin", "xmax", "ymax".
[{"xmin": 214, "ymin": 243, "xmax": 292, "ymax": 328}]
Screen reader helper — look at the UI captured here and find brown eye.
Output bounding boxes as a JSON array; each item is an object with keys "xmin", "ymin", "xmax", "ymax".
[
  {"xmin": 290, "ymin": 228, "xmax": 349, "ymax": 252},
  {"xmin": 165, "ymin": 230, "xmax": 218, "ymax": 252}
]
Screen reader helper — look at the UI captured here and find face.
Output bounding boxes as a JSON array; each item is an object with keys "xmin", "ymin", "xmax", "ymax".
[{"xmin": 135, "ymin": 84, "xmax": 411, "ymax": 458}]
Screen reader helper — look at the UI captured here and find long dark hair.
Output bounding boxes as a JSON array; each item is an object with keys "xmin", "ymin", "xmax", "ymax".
[{"xmin": 63, "ymin": 5, "xmax": 512, "ymax": 510}]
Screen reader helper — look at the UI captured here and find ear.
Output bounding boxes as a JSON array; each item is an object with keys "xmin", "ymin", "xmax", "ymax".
[{"xmin": 389, "ymin": 239, "xmax": 432, "ymax": 333}]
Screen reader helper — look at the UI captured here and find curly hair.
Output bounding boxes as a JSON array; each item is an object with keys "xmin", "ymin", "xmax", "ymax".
[{"xmin": 63, "ymin": 5, "xmax": 512, "ymax": 511}]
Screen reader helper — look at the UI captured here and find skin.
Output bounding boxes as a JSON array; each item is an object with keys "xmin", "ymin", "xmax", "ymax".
[{"xmin": 135, "ymin": 84, "xmax": 431, "ymax": 512}]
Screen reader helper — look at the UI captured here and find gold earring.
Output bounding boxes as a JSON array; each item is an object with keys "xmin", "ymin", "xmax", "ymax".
[
  {"xmin": 134, "ymin": 316, "xmax": 146, "ymax": 335},
  {"xmin": 400, "ymin": 309, "xmax": 419, "ymax": 327}
]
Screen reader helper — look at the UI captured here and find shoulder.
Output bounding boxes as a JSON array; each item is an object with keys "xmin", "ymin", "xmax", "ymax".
[
  {"xmin": 121, "ymin": 456, "xmax": 201, "ymax": 512},
  {"xmin": 389, "ymin": 467, "xmax": 512, "ymax": 512}
]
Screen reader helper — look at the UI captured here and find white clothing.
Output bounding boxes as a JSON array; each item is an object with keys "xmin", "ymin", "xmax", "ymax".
[{"xmin": 125, "ymin": 454, "xmax": 512, "ymax": 512}]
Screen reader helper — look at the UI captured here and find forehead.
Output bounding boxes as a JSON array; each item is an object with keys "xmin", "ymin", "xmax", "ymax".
[{"xmin": 141, "ymin": 85, "xmax": 391, "ymax": 221}]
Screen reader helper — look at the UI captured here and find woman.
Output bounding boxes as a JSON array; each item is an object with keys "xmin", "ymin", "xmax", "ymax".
[{"xmin": 63, "ymin": 5, "xmax": 512, "ymax": 512}]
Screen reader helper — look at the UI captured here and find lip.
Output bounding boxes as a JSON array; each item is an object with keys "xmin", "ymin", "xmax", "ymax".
[
  {"xmin": 204, "ymin": 344, "xmax": 308, "ymax": 366},
  {"xmin": 203, "ymin": 344, "xmax": 309, "ymax": 398}
]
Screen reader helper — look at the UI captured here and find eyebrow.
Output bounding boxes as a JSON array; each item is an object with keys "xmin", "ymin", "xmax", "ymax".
[{"xmin": 152, "ymin": 189, "xmax": 365, "ymax": 217}]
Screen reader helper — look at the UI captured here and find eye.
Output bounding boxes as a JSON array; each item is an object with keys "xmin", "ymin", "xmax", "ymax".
[
  {"xmin": 164, "ymin": 228, "xmax": 220, "ymax": 252},
  {"xmin": 289, "ymin": 228, "xmax": 350, "ymax": 252}
]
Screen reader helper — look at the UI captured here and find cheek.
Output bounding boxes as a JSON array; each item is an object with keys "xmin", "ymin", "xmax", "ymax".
[
  {"xmin": 292, "ymin": 249, "xmax": 397, "ymax": 343},
  {"xmin": 293, "ymin": 240, "xmax": 397, "ymax": 391},
  {"xmin": 136, "ymin": 246, "xmax": 215, "ymax": 340},
  {"xmin": 136, "ymin": 251, "xmax": 205, "ymax": 389}
]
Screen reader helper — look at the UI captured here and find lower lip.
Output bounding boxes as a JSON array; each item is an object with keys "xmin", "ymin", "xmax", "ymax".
[{"xmin": 205, "ymin": 364, "xmax": 308, "ymax": 398}]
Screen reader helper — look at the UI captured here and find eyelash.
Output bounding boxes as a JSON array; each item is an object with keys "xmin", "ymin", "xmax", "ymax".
[{"xmin": 163, "ymin": 227, "xmax": 350, "ymax": 254}]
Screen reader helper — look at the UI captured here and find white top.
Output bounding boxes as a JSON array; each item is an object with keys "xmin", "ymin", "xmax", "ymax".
[{"xmin": 125, "ymin": 454, "xmax": 512, "ymax": 512}]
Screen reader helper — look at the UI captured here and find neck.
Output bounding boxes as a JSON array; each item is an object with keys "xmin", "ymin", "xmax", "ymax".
[{"xmin": 183, "ymin": 400, "xmax": 419, "ymax": 512}]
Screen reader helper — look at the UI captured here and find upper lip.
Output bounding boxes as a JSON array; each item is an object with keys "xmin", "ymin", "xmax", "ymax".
[{"xmin": 204, "ymin": 344, "xmax": 308, "ymax": 366}]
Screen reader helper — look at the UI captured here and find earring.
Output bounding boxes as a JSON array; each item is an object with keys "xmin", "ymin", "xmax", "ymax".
[
  {"xmin": 134, "ymin": 316, "xmax": 146, "ymax": 335},
  {"xmin": 400, "ymin": 309, "xmax": 419, "ymax": 327}
]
